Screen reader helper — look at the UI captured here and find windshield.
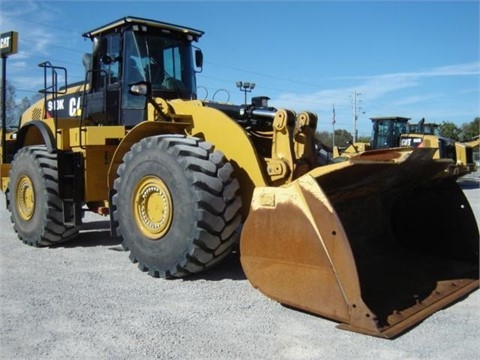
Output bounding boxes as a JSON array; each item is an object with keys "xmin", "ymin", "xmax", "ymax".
[
  {"xmin": 393, "ymin": 121, "xmax": 408, "ymax": 138},
  {"xmin": 372, "ymin": 121, "xmax": 389, "ymax": 149},
  {"xmin": 123, "ymin": 30, "xmax": 196, "ymax": 108},
  {"xmin": 372, "ymin": 120, "xmax": 408, "ymax": 149},
  {"xmin": 424, "ymin": 124, "xmax": 440, "ymax": 136}
]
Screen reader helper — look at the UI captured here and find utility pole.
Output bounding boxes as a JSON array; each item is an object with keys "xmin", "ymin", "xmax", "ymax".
[
  {"xmin": 350, "ymin": 91, "xmax": 363, "ymax": 143},
  {"xmin": 332, "ymin": 103, "xmax": 336, "ymax": 148},
  {"xmin": 1, "ymin": 54, "xmax": 6, "ymax": 163},
  {"xmin": 1, "ymin": 31, "xmax": 18, "ymax": 163}
]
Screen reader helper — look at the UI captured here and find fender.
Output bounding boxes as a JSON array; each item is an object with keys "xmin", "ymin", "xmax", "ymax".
[
  {"xmin": 16, "ymin": 120, "xmax": 56, "ymax": 152},
  {"xmin": 107, "ymin": 121, "xmax": 189, "ymax": 192}
]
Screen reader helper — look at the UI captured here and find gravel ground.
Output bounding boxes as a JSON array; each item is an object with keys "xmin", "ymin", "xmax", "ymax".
[{"xmin": 1, "ymin": 174, "xmax": 479, "ymax": 360}]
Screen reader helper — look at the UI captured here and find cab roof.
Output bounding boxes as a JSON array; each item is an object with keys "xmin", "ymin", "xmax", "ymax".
[
  {"xmin": 369, "ymin": 116, "xmax": 411, "ymax": 122},
  {"xmin": 82, "ymin": 16, "xmax": 204, "ymax": 40}
]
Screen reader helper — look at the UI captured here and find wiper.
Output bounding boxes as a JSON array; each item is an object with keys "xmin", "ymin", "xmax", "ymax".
[{"xmin": 163, "ymin": 71, "xmax": 183, "ymax": 98}]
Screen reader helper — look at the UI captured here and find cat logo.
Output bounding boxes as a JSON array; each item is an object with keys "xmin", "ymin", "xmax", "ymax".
[
  {"xmin": 0, "ymin": 31, "xmax": 18, "ymax": 56},
  {"xmin": 69, "ymin": 96, "xmax": 82, "ymax": 116}
]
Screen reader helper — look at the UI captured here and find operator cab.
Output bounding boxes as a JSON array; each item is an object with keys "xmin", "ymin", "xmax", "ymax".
[
  {"xmin": 82, "ymin": 16, "xmax": 204, "ymax": 126},
  {"xmin": 370, "ymin": 116, "xmax": 410, "ymax": 149},
  {"xmin": 408, "ymin": 120, "xmax": 440, "ymax": 136}
]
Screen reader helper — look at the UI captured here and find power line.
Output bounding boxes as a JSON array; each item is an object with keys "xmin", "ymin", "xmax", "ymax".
[
  {"xmin": 21, "ymin": 38, "xmax": 87, "ymax": 55},
  {"xmin": 11, "ymin": 23, "xmax": 334, "ymax": 98},
  {"xmin": 11, "ymin": 18, "xmax": 84, "ymax": 36},
  {"xmin": 204, "ymin": 61, "xmax": 329, "ymax": 89},
  {"xmin": 8, "ymin": 23, "xmax": 369, "ymax": 128},
  {"xmin": 14, "ymin": 53, "xmax": 83, "ymax": 68}
]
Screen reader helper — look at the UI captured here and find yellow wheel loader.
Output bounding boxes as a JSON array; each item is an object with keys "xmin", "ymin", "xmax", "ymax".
[
  {"xmin": 1, "ymin": 17, "xmax": 478, "ymax": 338},
  {"xmin": 335, "ymin": 116, "xmax": 477, "ymax": 176}
]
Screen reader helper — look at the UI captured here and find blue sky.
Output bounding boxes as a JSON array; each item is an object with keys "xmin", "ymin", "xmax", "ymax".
[{"xmin": 0, "ymin": 0, "xmax": 478, "ymax": 137}]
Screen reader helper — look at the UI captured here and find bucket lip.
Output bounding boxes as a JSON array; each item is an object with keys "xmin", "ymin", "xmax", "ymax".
[{"xmin": 338, "ymin": 278, "xmax": 479, "ymax": 339}]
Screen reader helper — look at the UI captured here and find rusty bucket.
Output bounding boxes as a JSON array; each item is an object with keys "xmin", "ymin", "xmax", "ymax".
[{"xmin": 240, "ymin": 148, "xmax": 479, "ymax": 338}]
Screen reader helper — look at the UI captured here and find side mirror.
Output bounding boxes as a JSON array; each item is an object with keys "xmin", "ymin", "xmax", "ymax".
[
  {"xmin": 129, "ymin": 81, "xmax": 152, "ymax": 97},
  {"xmin": 100, "ymin": 54, "xmax": 120, "ymax": 65},
  {"xmin": 129, "ymin": 81, "xmax": 168, "ymax": 121},
  {"xmin": 101, "ymin": 55, "xmax": 113, "ymax": 65},
  {"xmin": 93, "ymin": 36, "xmax": 108, "ymax": 57},
  {"xmin": 195, "ymin": 49, "xmax": 203, "ymax": 70}
]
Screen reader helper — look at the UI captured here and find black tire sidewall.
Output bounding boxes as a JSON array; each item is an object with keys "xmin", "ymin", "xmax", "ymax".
[
  {"xmin": 115, "ymin": 144, "xmax": 198, "ymax": 268},
  {"xmin": 9, "ymin": 148, "xmax": 48, "ymax": 243}
]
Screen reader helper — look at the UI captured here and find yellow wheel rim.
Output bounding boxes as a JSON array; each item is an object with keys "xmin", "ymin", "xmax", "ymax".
[
  {"xmin": 16, "ymin": 175, "xmax": 35, "ymax": 221},
  {"xmin": 133, "ymin": 176, "xmax": 173, "ymax": 240}
]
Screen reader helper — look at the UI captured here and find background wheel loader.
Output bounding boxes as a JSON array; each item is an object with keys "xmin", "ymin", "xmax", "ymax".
[
  {"xmin": 1, "ymin": 16, "xmax": 478, "ymax": 338},
  {"xmin": 333, "ymin": 116, "xmax": 477, "ymax": 177}
]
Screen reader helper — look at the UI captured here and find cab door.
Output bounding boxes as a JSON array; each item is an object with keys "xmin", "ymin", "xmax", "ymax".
[{"xmin": 84, "ymin": 33, "xmax": 121, "ymax": 124}]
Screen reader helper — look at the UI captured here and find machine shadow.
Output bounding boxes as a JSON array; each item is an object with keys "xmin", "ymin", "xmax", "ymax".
[
  {"xmin": 457, "ymin": 178, "xmax": 480, "ymax": 190},
  {"xmin": 186, "ymin": 250, "xmax": 246, "ymax": 281},
  {"xmin": 53, "ymin": 220, "xmax": 246, "ymax": 281},
  {"xmin": 53, "ymin": 220, "xmax": 123, "ymax": 249}
]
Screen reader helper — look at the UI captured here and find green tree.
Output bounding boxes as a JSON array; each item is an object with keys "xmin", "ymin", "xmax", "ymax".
[
  {"xmin": 357, "ymin": 135, "xmax": 371, "ymax": 143},
  {"xmin": 461, "ymin": 117, "xmax": 479, "ymax": 140},
  {"xmin": 439, "ymin": 121, "xmax": 462, "ymax": 141},
  {"xmin": 315, "ymin": 129, "xmax": 354, "ymax": 149},
  {"xmin": 315, "ymin": 131, "xmax": 331, "ymax": 147},
  {"xmin": 0, "ymin": 80, "xmax": 17, "ymax": 128},
  {"xmin": 333, "ymin": 129, "xmax": 354, "ymax": 147}
]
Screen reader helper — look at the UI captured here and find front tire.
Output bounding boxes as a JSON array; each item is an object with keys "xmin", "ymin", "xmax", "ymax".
[
  {"xmin": 112, "ymin": 135, "xmax": 242, "ymax": 278},
  {"xmin": 7, "ymin": 146, "xmax": 79, "ymax": 246}
]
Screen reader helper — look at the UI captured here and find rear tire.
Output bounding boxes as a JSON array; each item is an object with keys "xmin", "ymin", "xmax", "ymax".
[
  {"xmin": 7, "ymin": 146, "xmax": 79, "ymax": 246},
  {"xmin": 112, "ymin": 135, "xmax": 242, "ymax": 278}
]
